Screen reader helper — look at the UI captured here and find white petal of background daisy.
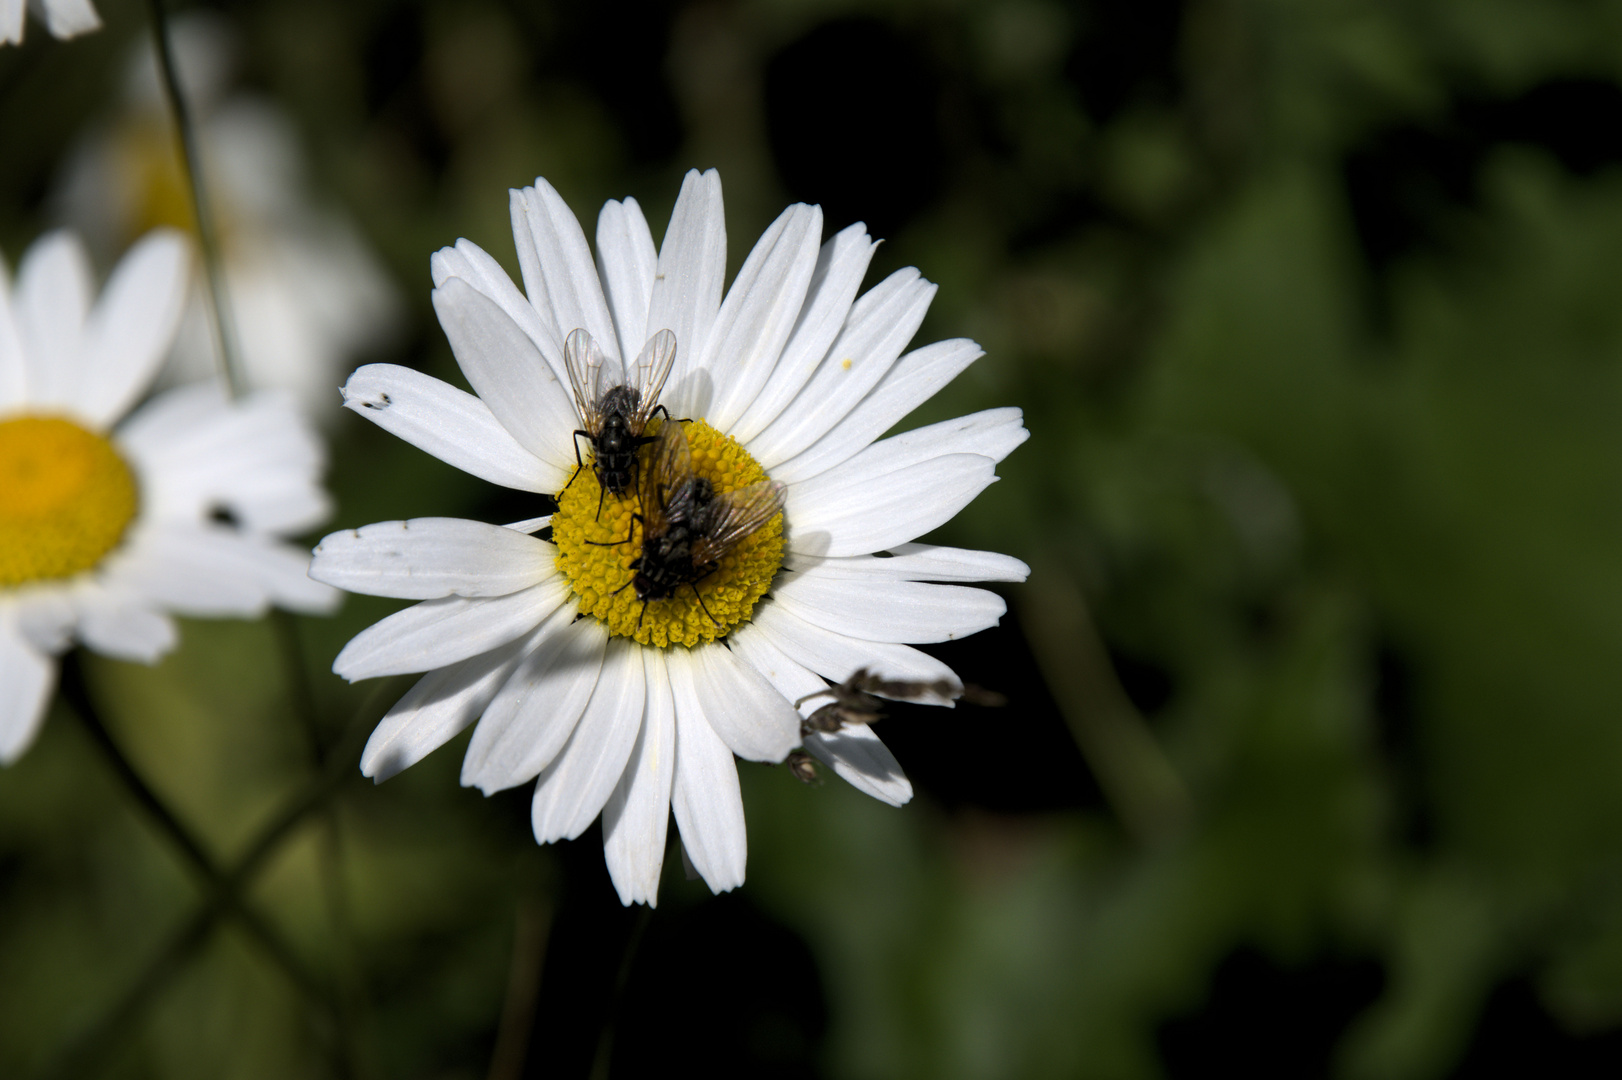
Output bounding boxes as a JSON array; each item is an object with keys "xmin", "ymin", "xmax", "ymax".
[
  {"xmin": 312, "ymin": 169, "xmax": 1029, "ymax": 906},
  {"xmin": 0, "ymin": 227, "xmax": 338, "ymax": 764},
  {"xmin": 54, "ymin": 13, "xmax": 400, "ymax": 420},
  {"xmin": 1, "ymin": 0, "xmax": 100, "ymax": 46}
]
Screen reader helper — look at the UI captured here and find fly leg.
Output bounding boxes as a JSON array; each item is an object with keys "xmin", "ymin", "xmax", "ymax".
[{"xmin": 563, "ymin": 431, "xmax": 592, "ymax": 496}]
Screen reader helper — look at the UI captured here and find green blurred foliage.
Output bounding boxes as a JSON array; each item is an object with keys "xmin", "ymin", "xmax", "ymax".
[{"xmin": 6, "ymin": 0, "xmax": 1622, "ymax": 1076}]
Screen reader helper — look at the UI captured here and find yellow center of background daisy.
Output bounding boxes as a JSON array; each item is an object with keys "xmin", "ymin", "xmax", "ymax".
[
  {"xmin": 553, "ymin": 419, "xmax": 784, "ymax": 649},
  {"xmin": 116, "ymin": 117, "xmax": 197, "ymax": 239},
  {"xmin": 0, "ymin": 416, "xmax": 140, "ymax": 587}
]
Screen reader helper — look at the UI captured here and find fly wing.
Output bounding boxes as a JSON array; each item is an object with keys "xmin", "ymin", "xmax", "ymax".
[
  {"xmin": 564, "ymin": 328, "xmax": 609, "ymax": 435},
  {"xmin": 628, "ymin": 328, "xmax": 678, "ymax": 430},
  {"xmin": 639, "ymin": 417, "xmax": 693, "ymax": 530},
  {"xmin": 690, "ymin": 479, "xmax": 787, "ymax": 566}
]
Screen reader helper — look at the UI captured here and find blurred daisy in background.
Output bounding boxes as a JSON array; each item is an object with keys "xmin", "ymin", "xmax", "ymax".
[
  {"xmin": 0, "ymin": 228, "xmax": 337, "ymax": 764},
  {"xmin": 55, "ymin": 14, "xmax": 398, "ymax": 420},
  {"xmin": 313, "ymin": 169, "xmax": 1027, "ymax": 905},
  {"xmin": 1, "ymin": 0, "xmax": 99, "ymax": 46}
]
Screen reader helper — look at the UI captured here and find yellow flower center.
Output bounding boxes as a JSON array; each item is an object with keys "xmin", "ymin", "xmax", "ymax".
[
  {"xmin": 0, "ymin": 416, "xmax": 140, "ymax": 587},
  {"xmin": 115, "ymin": 117, "xmax": 197, "ymax": 239},
  {"xmin": 553, "ymin": 419, "xmax": 784, "ymax": 648}
]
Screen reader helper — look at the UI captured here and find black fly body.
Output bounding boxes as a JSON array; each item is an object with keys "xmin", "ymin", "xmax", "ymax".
[
  {"xmin": 563, "ymin": 327, "xmax": 677, "ymax": 519},
  {"xmin": 623, "ymin": 417, "xmax": 786, "ymax": 628}
]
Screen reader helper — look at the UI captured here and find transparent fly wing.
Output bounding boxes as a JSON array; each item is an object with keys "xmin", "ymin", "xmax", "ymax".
[
  {"xmin": 564, "ymin": 328, "xmax": 609, "ymax": 434},
  {"xmin": 629, "ymin": 329, "xmax": 678, "ymax": 430},
  {"xmin": 691, "ymin": 479, "xmax": 787, "ymax": 565},
  {"xmin": 640, "ymin": 417, "xmax": 694, "ymax": 529}
]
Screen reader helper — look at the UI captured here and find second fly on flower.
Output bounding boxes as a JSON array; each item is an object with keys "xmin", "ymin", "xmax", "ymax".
[{"xmin": 625, "ymin": 417, "xmax": 787, "ymax": 627}]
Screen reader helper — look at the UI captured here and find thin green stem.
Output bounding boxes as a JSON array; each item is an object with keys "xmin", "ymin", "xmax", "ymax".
[
  {"xmin": 1019, "ymin": 552, "xmax": 1192, "ymax": 844},
  {"xmin": 275, "ymin": 609, "xmax": 369, "ymax": 1079},
  {"xmin": 37, "ymin": 907, "xmax": 216, "ymax": 1080},
  {"xmin": 59, "ymin": 654, "xmax": 339, "ymax": 1042},
  {"xmin": 40, "ymin": 670, "xmax": 400, "ymax": 1079},
  {"xmin": 146, "ymin": 0, "xmax": 247, "ymax": 398},
  {"xmin": 587, "ymin": 905, "xmax": 654, "ymax": 1080},
  {"xmin": 486, "ymin": 895, "xmax": 555, "ymax": 1080}
]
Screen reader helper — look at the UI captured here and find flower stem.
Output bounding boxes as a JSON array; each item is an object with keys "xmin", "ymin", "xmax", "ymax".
[
  {"xmin": 587, "ymin": 905, "xmax": 653, "ymax": 1080},
  {"xmin": 145, "ymin": 0, "xmax": 247, "ymax": 399},
  {"xmin": 486, "ymin": 894, "xmax": 555, "ymax": 1080},
  {"xmin": 41, "ymin": 660, "xmax": 399, "ymax": 1079},
  {"xmin": 56, "ymin": 654, "xmax": 340, "ymax": 1050},
  {"xmin": 1020, "ymin": 554, "xmax": 1193, "ymax": 843},
  {"xmin": 274, "ymin": 609, "xmax": 372, "ymax": 1079}
]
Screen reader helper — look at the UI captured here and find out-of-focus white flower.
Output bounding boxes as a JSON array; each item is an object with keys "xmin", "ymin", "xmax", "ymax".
[
  {"xmin": 0, "ymin": 228, "xmax": 338, "ymax": 765},
  {"xmin": 311, "ymin": 170, "xmax": 1028, "ymax": 905},
  {"xmin": 57, "ymin": 15, "xmax": 399, "ymax": 420},
  {"xmin": 1, "ymin": 0, "xmax": 100, "ymax": 46}
]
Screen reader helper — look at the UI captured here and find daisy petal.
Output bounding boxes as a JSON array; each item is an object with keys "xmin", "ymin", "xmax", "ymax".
[
  {"xmin": 39, "ymin": 0, "xmax": 100, "ymax": 37},
  {"xmin": 311, "ymin": 518, "xmax": 556, "ymax": 599},
  {"xmin": 668, "ymin": 648, "xmax": 747, "ymax": 893},
  {"xmin": 0, "ymin": 615, "xmax": 54, "ymax": 765},
  {"xmin": 11, "ymin": 589, "xmax": 74, "ymax": 652},
  {"xmin": 786, "ymin": 543, "xmax": 1031, "ymax": 583},
  {"xmin": 727, "ymin": 621, "xmax": 828, "ymax": 710},
  {"xmin": 341, "ymin": 364, "xmax": 558, "ymax": 493},
  {"xmin": 646, "ymin": 169, "xmax": 725, "ymax": 417},
  {"xmin": 1, "ymin": 0, "xmax": 22, "ymax": 45},
  {"xmin": 751, "ymin": 604, "xmax": 963, "ymax": 696},
  {"xmin": 746, "ymin": 267, "xmax": 934, "ymax": 470},
  {"xmin": 246, "ymin": 538, "xmax": 343, "ymax": 614},
  {"xmin": 703, "ymin": 203, "xmax": 824, "ymax": 433},
  {"xmin": 75, "ymin": 588, "xmax": 176, "ymax": 663},
  {"xmin": 333, "ymin": 576, "xmax": 569, "ymax": 681},
  {"xmin": 431, "ymin": 277, "xmax": 580, "ymax": 476},
  {"xmin": 768, "ymin": 341, "xmax": 988, "ymax": 485},
  {"xmin": 788, "ymin": 453, "xmax": 997, "ymax": 558},
  {"xmin": 14, "ymin": 230, "xmax": 93, "ymax": 411},
  {"xmin": 461, "ymin": 608, "xmax": 605, "ymax": 793},
  {"xmin": 596, "ymin": 198, "xmax": 658, "ymax": 361},
  {"xmin": 510, "ymin": 179, "xmax": 621, "ymax": 365},
  {"xmin": 603, "ymin": 647, "xmax": 676, "ymax": 906},
  {"xmin": 78, "ymin": 229, "xmax": 189, "ymax": 427},
  {"xmin": 805, "ymin": 726, "xmax": 913, "ymax": 807},
  {"xmin": 730, "ymin": 223, "xmax": 878, "ymax": 445},
  {"xmin": 361, "ymin": 626, "xmax": 540, "ymax": 783},
  {"xmin": 531, "ymin": 636, "xmax": 646, "ymax": 842},
  {"xmin": 807, "ymin": 406, "xmax": 1028, "ymax": 489},
  {"xmin": 122, "ymin": 386, "xmax": 331, "ymax": 535},
  {"xmin": 502, "ymin": 515, "xmax": 553, "ymax": 534},
  {"xmin": 686, "ymin": 641, "xmax": 800, "ymax": 762},
  {"xmin": 774, "ymin": 570, "xmax": 1006, "ymax": 644},
  {"xmin": 107, "ymin": 523, "xmax": 281, "ymax": 616},
  {"xmin": 432, "ymin": 238, "xmax": 564, "ymax": 377}
]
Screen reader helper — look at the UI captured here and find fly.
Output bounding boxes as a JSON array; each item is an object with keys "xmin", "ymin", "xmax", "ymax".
[
  {"xmin": 564, "ymin": 327, "xmax": 676, "ymax": 519},
  {"xmin": 625, "ymin": 418, "xmax": 786, "ymax": 627}
]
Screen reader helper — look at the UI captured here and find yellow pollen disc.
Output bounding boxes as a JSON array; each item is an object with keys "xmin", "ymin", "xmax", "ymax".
[
  {"xmin": 115, "ymin": 118, "xmax": 198, "ymax": 238},
  {"xmin": 0, "ymin": 416, "xmax": 140, "ymax": 587},
  {"xmin": 553, "ymin": 419, "xmax": 785, "ymax": 649}
]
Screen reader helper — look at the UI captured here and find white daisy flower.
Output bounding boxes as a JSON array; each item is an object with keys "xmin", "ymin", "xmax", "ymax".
[
  {"xmin": 0, "ymin": 228, "xmax": 338, "ymax": 764},
  {"xmin": 311, "ymin": 170, "xmax": 1028, "ymax": 905},
  {"xmin": 55, "ymin": 14, "xmax": 400, "ymax": 419},
  {"xmin": 1, "ymin": 0, "xmax": 100, "ymax": 46}
]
